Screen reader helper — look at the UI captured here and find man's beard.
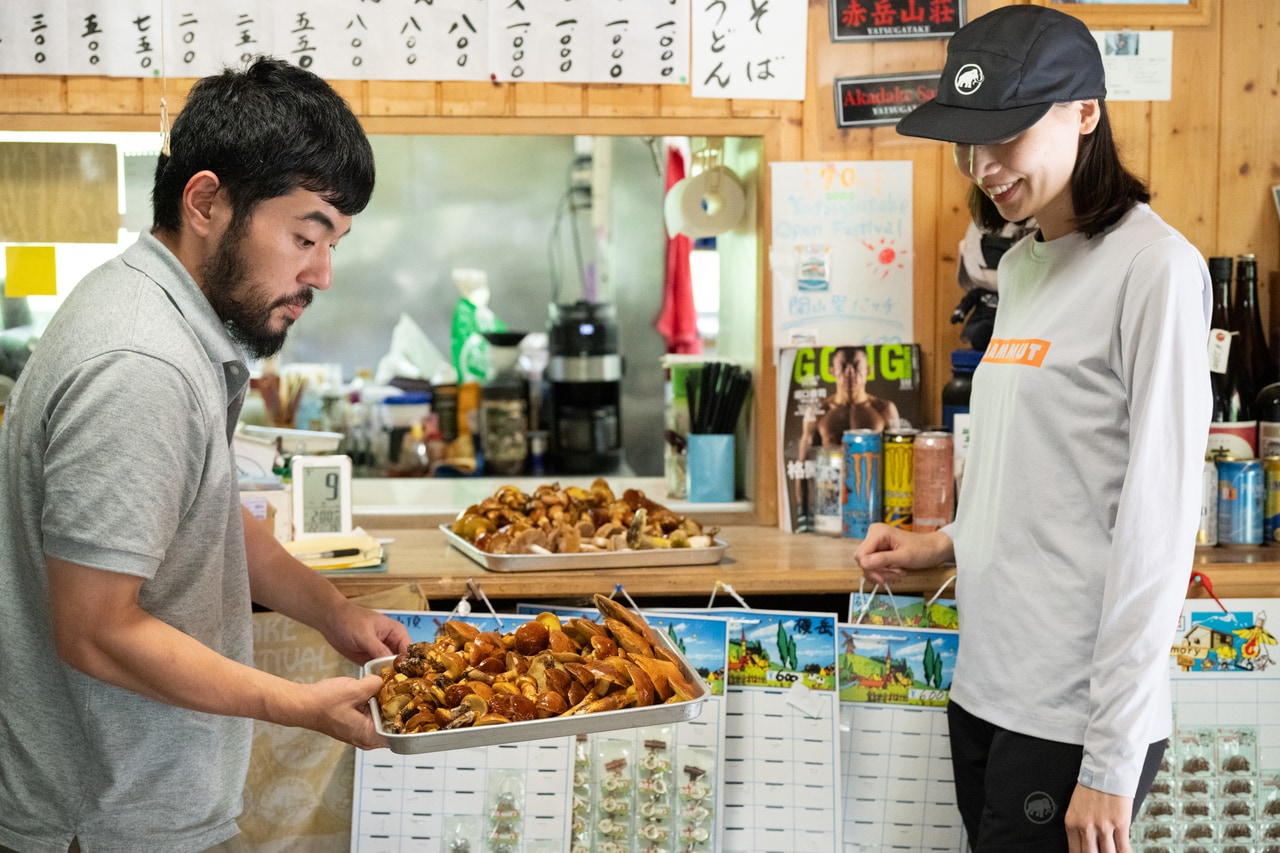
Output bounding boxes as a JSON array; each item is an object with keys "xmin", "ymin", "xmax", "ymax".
[{"xmin": 202, "ymin": 223, "xmax": 312, "ymax": 360}]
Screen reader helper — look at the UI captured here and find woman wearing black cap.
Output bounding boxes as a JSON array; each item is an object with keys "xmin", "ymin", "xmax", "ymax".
[{"xmin": 855, "ymin": 5, "xmax": 1210, "ymax": 853}]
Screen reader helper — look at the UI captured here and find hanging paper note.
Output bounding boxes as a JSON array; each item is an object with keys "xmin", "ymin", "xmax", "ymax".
[{"xmin": 5, "ymin": 246, "xmax": 57, "ymax": 297}]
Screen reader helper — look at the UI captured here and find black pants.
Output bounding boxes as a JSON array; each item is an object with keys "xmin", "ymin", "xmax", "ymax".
[{"xmin": 948, "ymin": 701, "xmax": 1165, "ymax": 853}]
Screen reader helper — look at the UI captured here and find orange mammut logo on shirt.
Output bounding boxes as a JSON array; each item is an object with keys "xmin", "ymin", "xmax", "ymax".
[{"xmin": 983, "ymin": 338, "xmax": 1050, "ymax": 367}]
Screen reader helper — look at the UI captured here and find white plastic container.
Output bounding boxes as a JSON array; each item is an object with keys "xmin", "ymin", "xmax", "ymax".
[
  {"xmin": 381, "ymin": 392, "xmax": 432, "ymax": 429},
  {"xmin": 240, "ymin": 424, "xmax": 343, "ymax": 455}
]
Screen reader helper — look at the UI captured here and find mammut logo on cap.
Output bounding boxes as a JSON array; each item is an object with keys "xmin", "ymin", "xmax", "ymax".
[
  {"xmin": 954, "ymin": 63, "xmax": 984, "ymax": 95},
  {"xmin": 1024, "ymin": 791, "xmax": 1057, "ymax": 825}
]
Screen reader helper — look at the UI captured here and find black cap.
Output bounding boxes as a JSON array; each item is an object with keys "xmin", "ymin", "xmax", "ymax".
[
  {"xmin": 896, "ymin": 6, "xmax": 1106, "ymax": 146},
  {"xmin": 1207, "ymin": 257, "xmax": 1233, "ymax": 282}
]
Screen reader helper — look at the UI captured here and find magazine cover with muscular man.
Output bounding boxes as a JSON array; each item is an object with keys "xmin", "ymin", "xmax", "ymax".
[{"xmin": 778, "ymin": 345, "xmax": 923, "ymax": 533}]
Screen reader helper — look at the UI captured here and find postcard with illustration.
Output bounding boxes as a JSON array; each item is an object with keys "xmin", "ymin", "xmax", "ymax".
[{"xmin": 837, "ymin": 625, "xmax": 958, "ymax": 706}]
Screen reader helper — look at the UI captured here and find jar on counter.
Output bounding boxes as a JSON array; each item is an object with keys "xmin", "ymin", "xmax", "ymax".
[
  {"xmin": 381, "ymin": 391, "xmax": 432, "ymax": 466},
  {"xmin": 480, "ymin": 333, "xmax": 530, "ymax": 476}
]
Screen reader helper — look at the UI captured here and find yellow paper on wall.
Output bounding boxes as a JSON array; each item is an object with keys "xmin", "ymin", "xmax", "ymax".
[{"xmin": 5, "ymin": 246, "xmax": 57, "ymax": 297}]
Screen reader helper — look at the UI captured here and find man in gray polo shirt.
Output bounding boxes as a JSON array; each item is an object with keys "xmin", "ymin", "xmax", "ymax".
[{"xmin": 0, "ymin": 58, "xmax": 410, "ymax": 853}]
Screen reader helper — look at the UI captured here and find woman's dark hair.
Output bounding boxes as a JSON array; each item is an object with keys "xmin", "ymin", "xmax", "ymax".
[
  {"xmin": 152, "ymin": 56, "xmax": 375, "ymax": 233},
  {"xmin": 968, "ymin": 101, "xmax": 1149, "ymax": 239}
]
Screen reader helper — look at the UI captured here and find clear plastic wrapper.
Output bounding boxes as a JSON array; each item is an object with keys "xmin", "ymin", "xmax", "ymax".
[
  {"xmin": 486, "ymin": 770, "xmax": 525, "ymax": 853},
  {"xmin": 1218, "ymin": 727, "xmax": 1258, "ymax": 776},
  {"xmin": 441, "ymin": 815, "xmax": 481, "ymax": 853},
  {"xmin": 595, "ymin": 738, "xmax": 635, "ymax": 851},
  {"xmin": 1177, "ymin": 729, "xmax": 1216, "ymax": 777}
]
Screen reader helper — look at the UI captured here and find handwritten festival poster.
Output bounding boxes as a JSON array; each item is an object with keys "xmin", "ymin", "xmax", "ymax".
[
  {"xmin": 770, "ymin": 160, "xmax": 914, "ymax": 348},
  {"xmin": 0, "ymin": 0, "xmax": 690, "ymax": 85}
]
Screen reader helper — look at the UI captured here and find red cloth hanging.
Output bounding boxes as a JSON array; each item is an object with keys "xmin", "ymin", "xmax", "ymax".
[{"xmin": 655, "ymin": 146, "xmax": 702, "ymax": 355}]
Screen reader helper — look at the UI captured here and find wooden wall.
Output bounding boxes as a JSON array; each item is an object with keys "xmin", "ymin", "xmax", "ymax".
[{"xmin": 1, "ymin": 0, "xmax": 1276, "ymax": 526}]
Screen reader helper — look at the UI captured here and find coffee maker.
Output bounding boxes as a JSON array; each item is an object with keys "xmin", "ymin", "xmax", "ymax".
[{"xmin": 547, "ymin": 301, "xmax": 622, "ymax": 474}]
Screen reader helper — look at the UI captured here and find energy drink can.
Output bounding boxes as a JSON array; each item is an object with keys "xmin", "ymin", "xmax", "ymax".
[
  {"xmin": 1218, "ymin": 458, "xmax": 1263, "ymax": 546},
  {"xmin": 913, "ymin": 431, "xmax": 954, "ymax": 533},
  {"xmin": 1197, "ymin": 456, "xmax": 1218, "ymax": 546},
  {"xmin": 1264, "ymin": 456, "xmax": 1280, "ymax": 543},
  {"xmin": 813, "ymin": 446, "xmax": 843, "ymax": 536},
  {"xmin": 882, "ymin": 429, "xmax": 918, "ymax": 529},
  {"xmin": 840, "ymin": 429, "xmax": 881, "ymax": 539}
]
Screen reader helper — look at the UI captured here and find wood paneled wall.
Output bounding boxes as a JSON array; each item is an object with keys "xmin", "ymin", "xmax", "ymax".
[{"xmin": 1, "ymin": 0, "xmax": 1276, "ymax": 525}]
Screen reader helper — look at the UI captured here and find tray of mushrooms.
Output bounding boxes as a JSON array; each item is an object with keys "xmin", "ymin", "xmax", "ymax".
[
  {"xmin": 368, "ymin": 594, "xmax": 709, "ymax": 754},
  {"xmin": 441, "ymin": 479, "xmax": 725, "ymax": 572}
]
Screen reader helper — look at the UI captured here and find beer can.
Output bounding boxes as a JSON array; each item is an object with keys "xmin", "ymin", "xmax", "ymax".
[
  {"xmin": 812, "ymin": 446, "xmax": 844, "ymax": 536},
  {"xmin": 1197, "ymin": 456, "xmax": 1217, "ymax": 546},
  {"xmin": 840, "ymin": 429, "xmax": 881, "ymax": 539},
  {"xmin": 913, "ymin": 431, "xmax": 954, "ymax": 533},
  {"xmin": 882, "ymin": 429, "xmax": 918, "ymax": 529},
  {"xmin": 1265, "ymin": 456, "xmax": 1280, "ymax": 544},
  {"xmin": 1218, "ymin": 458, "xmax": 1263, "ymax": 546}
]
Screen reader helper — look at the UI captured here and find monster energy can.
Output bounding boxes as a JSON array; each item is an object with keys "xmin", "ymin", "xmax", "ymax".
[
  {"xmin": 883, "ymin": 428, "xmax": 918, "ymax": 530},
  {"xmin": 840, "ymin": 429, "xmax": 881, "ymax": 539}
]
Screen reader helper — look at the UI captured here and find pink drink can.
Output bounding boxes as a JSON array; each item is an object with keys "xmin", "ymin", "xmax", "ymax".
[{"xmin": 913, "ymin": 431, "xmax": 954, "ymax": 533}]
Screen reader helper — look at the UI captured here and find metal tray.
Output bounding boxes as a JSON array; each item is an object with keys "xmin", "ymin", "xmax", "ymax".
[
  {"xmin": 439, "ymin": 525, "xmax": 727, "ymax": 572},
  {"xmin": 366, "ymin": 627, "xmax": 709, "ymax": 754}
]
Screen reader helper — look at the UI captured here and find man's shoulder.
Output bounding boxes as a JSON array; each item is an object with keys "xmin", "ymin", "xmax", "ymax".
[{"xmin": 41, "ymin": 255, "xmax": 219, "ymax": 398}]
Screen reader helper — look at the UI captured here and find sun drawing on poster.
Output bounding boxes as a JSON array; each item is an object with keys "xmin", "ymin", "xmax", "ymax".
[{"xmin": 863, "ymin": 238, "xmax": 907, "ymax": 280}]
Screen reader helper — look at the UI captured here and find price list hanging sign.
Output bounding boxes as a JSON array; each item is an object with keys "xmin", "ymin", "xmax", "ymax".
[
  {"xmin": 829, "ymin": 0, "xmax": 966, "ymax": 42},
  {"xmin": 0, "ymin": 0, "xmax": 690, "ymax": 85}
]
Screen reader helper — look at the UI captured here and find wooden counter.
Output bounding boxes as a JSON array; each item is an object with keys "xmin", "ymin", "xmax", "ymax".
[{"xmin": 328, "ymin": 524, "xmax": 1280, "ymax": 605}]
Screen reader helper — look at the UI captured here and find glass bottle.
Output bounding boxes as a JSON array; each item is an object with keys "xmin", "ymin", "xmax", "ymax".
[
  {"xmin": 1213, "ymin": 253, "xmax": 1264, "ymax": 458},
  {"xmin": 1231, "ymin": 253, "xmax": 1271, "ymax": 402},
  {"xmin": 1207, "ymin": 257, "xmax": 1241, "ymax": 421},
  {"xmin": 1256, "ymin": 382, "xmax": 1280, "ymax": 458}
]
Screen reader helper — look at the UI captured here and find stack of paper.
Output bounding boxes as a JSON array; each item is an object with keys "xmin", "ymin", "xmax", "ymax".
[{"xmin": 284, "ymin": 530, "xmax": 385, "ymax": 572}]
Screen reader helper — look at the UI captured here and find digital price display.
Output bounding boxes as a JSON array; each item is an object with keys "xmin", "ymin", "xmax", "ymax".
[{"xmin": 290, "ymin": 455, "xmax": 352, "ymax": 538}]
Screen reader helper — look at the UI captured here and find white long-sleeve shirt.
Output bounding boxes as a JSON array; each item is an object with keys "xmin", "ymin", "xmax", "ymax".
[{"xmin": 947, "ymin": 203, "xmax": 1211, "ymax": 797}]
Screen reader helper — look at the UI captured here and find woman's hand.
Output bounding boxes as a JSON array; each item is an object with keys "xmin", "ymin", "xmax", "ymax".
[
  {"xmin": 853, "ymin": 523, "xmax": 955, "ymax": 584},
  {"xmin": 1065, "ymin": 783, "xmax": 1133, "ymax": 853}
]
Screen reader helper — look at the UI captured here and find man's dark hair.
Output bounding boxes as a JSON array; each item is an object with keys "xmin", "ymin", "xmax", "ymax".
[
  {"xmin": 152, "ymin": 56, "xmax": 375, "ymax": 232},
  {"xmin": 835, "ymin": 346, "xmax": 868, "ymax": 363},
  {"xmin": 968, "ymin": 101, "xmax": 1149, "ymax": 239}
]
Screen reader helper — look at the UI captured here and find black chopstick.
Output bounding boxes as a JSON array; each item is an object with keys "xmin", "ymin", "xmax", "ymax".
[{"xmin": 687, "ymin": 362, "xmax": 752, "ymax": 434}]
